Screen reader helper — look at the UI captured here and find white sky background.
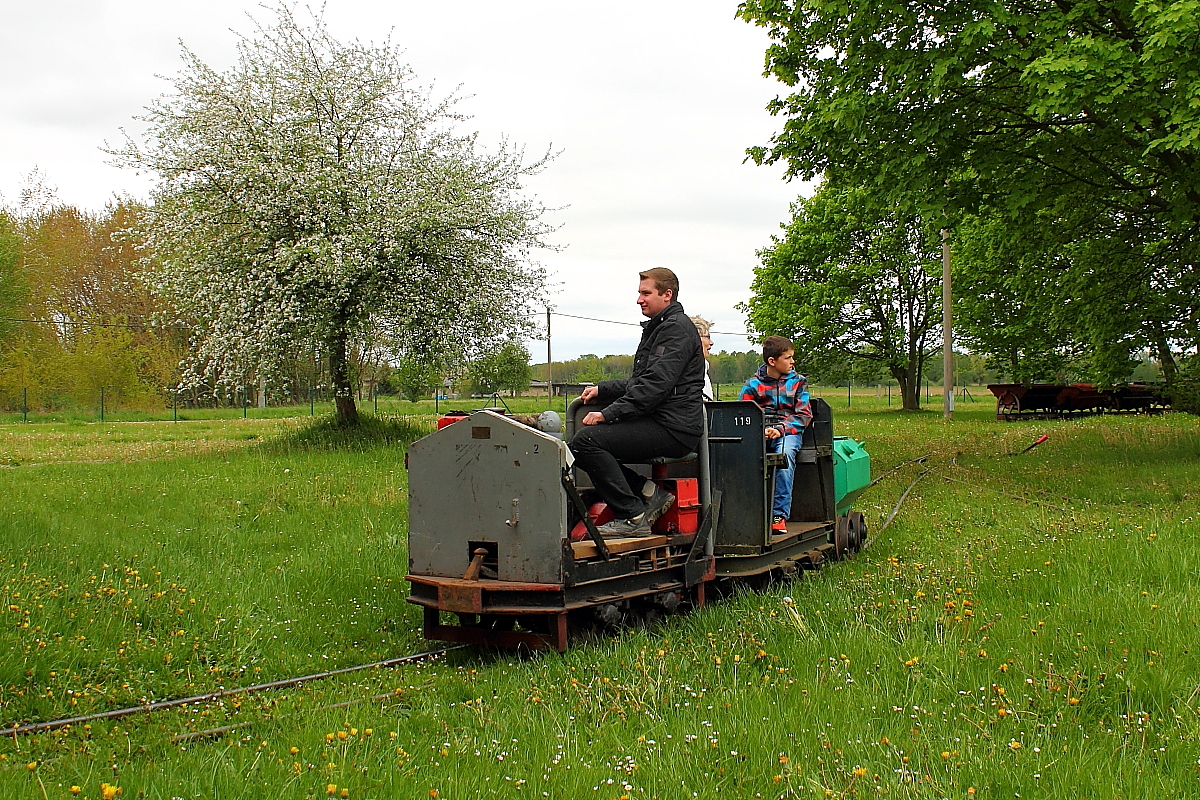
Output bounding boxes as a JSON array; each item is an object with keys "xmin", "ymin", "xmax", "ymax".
[{"xmin": 0, "ymin": 0, "xmax": 812, "ymax": 361}]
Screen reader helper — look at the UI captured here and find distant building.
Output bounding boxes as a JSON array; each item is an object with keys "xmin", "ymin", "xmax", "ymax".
[{"xmin": 529, "ymin": 380, "xmax": 595, "ymax": 398}]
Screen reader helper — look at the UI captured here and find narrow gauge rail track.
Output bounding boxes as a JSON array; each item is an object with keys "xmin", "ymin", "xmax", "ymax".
[{"xmin": 4, "ymin": 646, "xmax": 463, "ymax": 738}]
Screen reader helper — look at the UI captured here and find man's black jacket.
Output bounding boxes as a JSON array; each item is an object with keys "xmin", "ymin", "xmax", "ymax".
[{"xmin": 596, "ymin": 301, "xmax": 705, "ymax": 445}]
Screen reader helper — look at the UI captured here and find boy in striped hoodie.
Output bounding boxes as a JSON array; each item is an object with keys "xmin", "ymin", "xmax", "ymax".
[{"xmin": 739, "ymin": 335, "xmax": 812, "ymax": 533}]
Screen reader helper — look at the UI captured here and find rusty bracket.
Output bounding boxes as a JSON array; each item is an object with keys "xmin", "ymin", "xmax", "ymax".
[
  {"xmin": 561, "ymin": 468, "xmax": 611, "ymax": 561},
  {"xmin": 462, "ymin": 548, "xmax": 489, "ymax": 581}
]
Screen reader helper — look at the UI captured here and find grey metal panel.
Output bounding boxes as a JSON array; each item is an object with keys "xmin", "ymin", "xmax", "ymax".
[
  {"xmin": 706, "ymin": 401, "xmax": 769, "ymax": 549},
  {"xmin": 408, "ymin": 411, "xmax": 568, "ymax": 584}
]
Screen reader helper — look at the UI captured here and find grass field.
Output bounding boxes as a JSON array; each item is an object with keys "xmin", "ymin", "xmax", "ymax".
[{"xmin": 1, "ymin": 400, "xmax": 1198, "ymax": 799}]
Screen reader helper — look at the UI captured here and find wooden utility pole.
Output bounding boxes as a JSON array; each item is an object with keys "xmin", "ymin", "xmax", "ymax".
[
  {"xmin": 546, "ymin": 308, "xmax": 553, "ymax": 405},
  {"xmin": 942, "ymin": 227, "xmax": 954, "ymax": 420}
]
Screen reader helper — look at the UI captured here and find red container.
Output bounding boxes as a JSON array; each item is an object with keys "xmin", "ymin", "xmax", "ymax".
[
  {"xmin": 436, "ymin": 411, "xmax": 471, "ymax": 429},
  {"xmin": 654, "ymin": 478, "xmax": 700, "ymax": 534}
]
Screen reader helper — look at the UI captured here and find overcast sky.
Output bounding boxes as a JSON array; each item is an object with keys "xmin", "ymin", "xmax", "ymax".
[{"xmin": 0, "ymin": 0, "xmax": 812, "ymax": 360}]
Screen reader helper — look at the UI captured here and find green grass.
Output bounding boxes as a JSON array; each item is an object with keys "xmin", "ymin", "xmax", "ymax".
[{"xmin": 1, "ymin": 405, "xmax": 1198, "ymax": 798}]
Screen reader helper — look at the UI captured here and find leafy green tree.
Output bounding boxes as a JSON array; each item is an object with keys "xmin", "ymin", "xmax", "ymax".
[
  {"xmin": 470, "ymin": 342, "xmax": 532, "ymax": 396},
  {"xmin": 952, "ymin": 207, "xmax": 1198, "ymax": 385},
  {"xmin": 0, "ymin": 212, "xmax": 23, "ymax": 348},
  {"xmin": 745, "ymin": 183, "xmax": 941, "ymax": 409},
  {"xmin": 738, "ymin": 0, "xmax": 1200, "ymax": 381},
  {"xmin": 738, "ymin": 0, "xmax": 1200, "ymax": 223},
  {"xmin": 113, "ymin": 6, "xmax": 550, "ymax": 426},
  {"xmin": 393, "ymin": 356, "xmax": 443, "ymax": 403}
]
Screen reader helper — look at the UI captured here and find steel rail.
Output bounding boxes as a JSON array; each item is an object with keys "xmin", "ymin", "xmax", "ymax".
[{"xmin": 5, "ymin": 646, "xmax": 464, "ymax": 738}]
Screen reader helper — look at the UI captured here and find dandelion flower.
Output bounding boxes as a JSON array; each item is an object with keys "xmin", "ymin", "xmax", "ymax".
[
  {"xmin": 326, "ymin": 785, "xmax": 338, "ymax": 796},
  {"xmin": 70, "ymin": 789, "xmax": 81, "ymax": 796},
  {"xmin": 852, "ymin": 767, "xmax": 867, "ymax": 777}
]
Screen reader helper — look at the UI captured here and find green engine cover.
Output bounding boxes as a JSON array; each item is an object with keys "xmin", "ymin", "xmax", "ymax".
[{"xmin": 832, "ymin": 436, "xmax": 870, "ymax": 515}]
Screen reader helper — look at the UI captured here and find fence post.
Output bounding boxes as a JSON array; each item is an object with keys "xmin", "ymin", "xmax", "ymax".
[
  {"xmin": 887, "ymin": 384, "xmax": 891, "ymax": 406},
  {"xmin": 310, "ymin": 386, "xmax": 315, "ymax": 416},
  {"xmin": 100, "ymin": 387, "xmax": 105, "ymax": 423},
  {"xmin": 243, "ymin": 387, "xmax": 248, "ymax": 419},
  {"xmin": 173, "ymin": 390, "xmax": 178, "ymax": 422},
  {"xmin": 847, "ymin": 381, "xmax": 851, "ymax": 408},
  {"xmin": 23, "ymin": 387, "xmax": 28, "ymax": 423},
  {"xmin": 373, "ymin": 384, "xmax": 378, "ymax": 415}
]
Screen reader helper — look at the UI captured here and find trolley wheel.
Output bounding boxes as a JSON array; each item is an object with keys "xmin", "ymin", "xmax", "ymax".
[
  {"xmin": 848, "ymin": 510, "xmax": 867, "ymax": 552},
  {"xmin": 834, "ymin": 514, "xmax": 851, "ymax": 559}
]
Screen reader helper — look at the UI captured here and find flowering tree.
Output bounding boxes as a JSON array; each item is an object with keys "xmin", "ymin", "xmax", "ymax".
[{"xmin": 114, "ymin": 6, "xmax": 550, "ymax": 424}]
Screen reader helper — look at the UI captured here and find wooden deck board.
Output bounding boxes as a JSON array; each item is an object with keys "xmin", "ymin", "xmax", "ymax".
[{"xmin": 571, "ymin": 535, "xmax": 669, "ymax": 560}]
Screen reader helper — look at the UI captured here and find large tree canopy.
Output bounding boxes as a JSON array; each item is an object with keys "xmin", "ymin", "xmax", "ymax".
[
  {"xmin": 737, "ymin": 0, "xmax": 1200, "ymax": 222},
  {"xmin": 114, "ymin": 6, "xmax": 551, "ymax": 424},
  {"xmin": 738, "ymin": 0, "xmax": 1200, "ymax": 380},
  {"xmin": 745, "ymin": 183, "xmax": 941, "ymax": 410}
]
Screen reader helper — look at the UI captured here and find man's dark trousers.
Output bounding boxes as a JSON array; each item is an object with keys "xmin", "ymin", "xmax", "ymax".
[{"xmin": 569, "ymin": 417, "xmax": 693, "ymax": 520}]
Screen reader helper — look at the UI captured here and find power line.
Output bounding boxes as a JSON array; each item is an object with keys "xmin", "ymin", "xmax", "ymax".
[{"xmin": 546, "ymin": 311, "xmax": 751, "ymax": 338}]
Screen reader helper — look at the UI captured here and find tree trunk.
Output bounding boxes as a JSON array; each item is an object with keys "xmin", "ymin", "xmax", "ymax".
[
  {"xmin": 328, "ymin": 326, "xmax": 359, "ymax": 426},
  {"xmin": 1150, "ymin": 324, "xmax": 1177, "ymax": 387},
  {"xmin": 892, "ymin": 366, "xmax": 920, "ymax": 410}
]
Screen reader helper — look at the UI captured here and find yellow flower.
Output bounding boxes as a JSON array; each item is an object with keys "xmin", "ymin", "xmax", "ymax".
[
  {"xmin": 25, "ymin": 762, "xmax": 36, "ymax": 771},
  {"xmin": 326, "ymin": 785, "xmax": 338, "ymax": 796},
  {"xmin": 852, "ymin": 767, "xmax": 868, "ymax": 777},
  {"xmin": 70, "ymin": 788, "xmax": 81, "ymax": 796},
  {"xmin": 337, "ymin": 730, "xmax": 348, "ymax": 740},
  {"xmin": 290, "ymin": 746, "xmax": 299, "ymax": 754},
  {"xmin": 1009, "ymin": 740, "xmax": 1022, "ymax": 750},
  {"xmin": 364, "ymin": 729, "xmax": 372, "ymax": 736},
  {"xmin": 941, "ymin": 751, "xmax": 950, "ymax": 760},
  {"xmin": 340, "ymin": 790, "xmax": 349, "ymax": 799},
  {"xmin": 100, "ymin": 785, "xmax": 122, "ymax": 800}
]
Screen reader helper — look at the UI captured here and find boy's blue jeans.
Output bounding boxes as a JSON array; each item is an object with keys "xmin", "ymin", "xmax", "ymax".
[{"xmin": 767, "ymin": 433, "xmax": 803, "ymax": 520}]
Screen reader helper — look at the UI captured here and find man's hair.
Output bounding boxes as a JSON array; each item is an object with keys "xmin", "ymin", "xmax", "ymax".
[
  {"xmin": 688, "ymin": 315, "xmax": 712, "ymax": 336},
  {"xmin": 639, "ymin": 268, "xmax": 679, "ymax": 301},
  {"xmin": 762, "ymin": 335, "xmax": 793, "ymax": 363}
]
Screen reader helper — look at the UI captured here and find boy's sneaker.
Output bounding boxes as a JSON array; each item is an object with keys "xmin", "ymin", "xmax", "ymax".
[
  {"xmin": 771, "ymin": 516, "xmax": 789, "ymax": 534},
  {"xmin": 596, "ymin": 514, "xmax": 652, "ymax": 539},
  {"xmin": 643, "ymin": 487, "xmax": 675, "ymax": 527}
]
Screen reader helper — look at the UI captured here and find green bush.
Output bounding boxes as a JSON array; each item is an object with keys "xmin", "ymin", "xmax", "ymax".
[{"xmin": 1168, "ymin": 377, "xmax": 1200, "ymax": 415}]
